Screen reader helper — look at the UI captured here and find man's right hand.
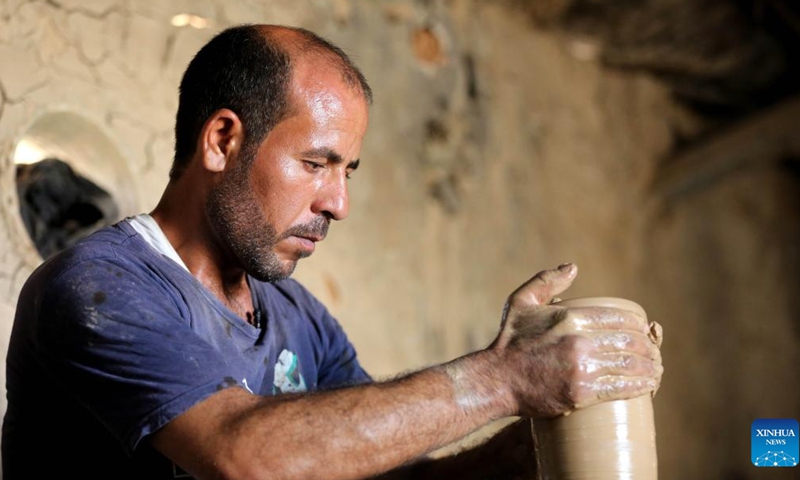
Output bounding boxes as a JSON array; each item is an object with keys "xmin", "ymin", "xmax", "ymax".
[{"xmin": 488, "ymin": 263, "xmax": 663, "ymax": 419}]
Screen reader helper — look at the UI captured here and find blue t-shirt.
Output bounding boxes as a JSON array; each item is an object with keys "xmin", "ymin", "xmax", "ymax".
[{"xmin": 2, "ymin": 221, "xmax": 370, "ymax": 479}]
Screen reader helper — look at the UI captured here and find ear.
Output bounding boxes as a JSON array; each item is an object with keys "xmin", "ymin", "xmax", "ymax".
[{"xmin": 199, "ymin": 108, "xmax": 244, "ymax": 173}]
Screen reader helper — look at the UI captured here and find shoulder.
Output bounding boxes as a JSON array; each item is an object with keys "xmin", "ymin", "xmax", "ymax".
[
  {"xmin": 29, "ymin": 221, "xmax": 149, "ymax": 281},
  {"xmin": 19, "ymin": 221, "xmax": 181, "ymax": 314}
]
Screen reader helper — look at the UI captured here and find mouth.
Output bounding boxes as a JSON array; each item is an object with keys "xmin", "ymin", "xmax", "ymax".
[
  {"xmin": 283, "ymin": 218, "xmax": 329, "ymax": 254},
  {"xmin": 296, "ymin": 234, "xmax": 324, "ymax": 243},
  {"xmin": 292, "ymin": 235, "xmax": 321, "ymax": 253}
]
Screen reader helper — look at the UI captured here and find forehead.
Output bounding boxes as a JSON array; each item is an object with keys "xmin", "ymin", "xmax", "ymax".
[{"xmin": 287, "ymin": 56, "xmax": 369, "ymax": 127}]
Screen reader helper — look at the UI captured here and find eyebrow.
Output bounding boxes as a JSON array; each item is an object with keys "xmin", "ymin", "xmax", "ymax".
[{"xmin": 301, "ymin": 147, "xmax": 360, "ymax": 171}]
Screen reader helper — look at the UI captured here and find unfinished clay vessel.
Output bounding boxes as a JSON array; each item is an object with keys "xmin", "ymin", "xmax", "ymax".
[{"xmin": 533, "ymin": 297, "xmax": 658, "ymax": 480}]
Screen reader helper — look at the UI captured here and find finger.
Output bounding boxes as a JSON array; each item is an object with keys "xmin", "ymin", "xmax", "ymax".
[
  {"xmin": 509, "ymin": 263, "xmax": 578, "ymax": 308},
  {"xmin": 581, "ymin": 352, "xmax": 662, "ymax": 378},
  {"xmin": 579, "ymin": 375, "xmax": 660, "ymax": 406},
  {"xmin": 562, "ymin": 306, "xmax": 650, "ymax": 335},
  {"xmin": 588, "ymin": 331, "xmax": 661, "ymax": 360}
]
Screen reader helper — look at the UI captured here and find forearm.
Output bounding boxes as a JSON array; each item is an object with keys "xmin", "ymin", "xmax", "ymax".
[
  {"xmin": 163, "ymin": 349, "xmax": 516, "ymax": 480},
  {"xmin": 248, "ymin": 350, "xmax": 513, "ymax": 479}
]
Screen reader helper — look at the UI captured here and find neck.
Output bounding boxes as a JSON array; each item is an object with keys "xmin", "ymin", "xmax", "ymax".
[{"xmin": 151, "ymin": 175, "xmax": 255, "ymax": 320}]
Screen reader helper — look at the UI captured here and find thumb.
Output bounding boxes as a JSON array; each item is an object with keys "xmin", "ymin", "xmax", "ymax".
[{"xmin": 508, "ymin": 263, "xmax": 578, "ymax": 309}]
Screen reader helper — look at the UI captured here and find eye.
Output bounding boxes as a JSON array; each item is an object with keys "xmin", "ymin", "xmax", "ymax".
[{"xmin": 303, "ymin": 160, "xmax": 324, "ymax": 172}]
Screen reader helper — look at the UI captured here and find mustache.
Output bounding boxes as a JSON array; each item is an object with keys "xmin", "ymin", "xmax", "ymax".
[{"xmin": 280, "ymin": 216, "xmax": 330, "ymax": 241}]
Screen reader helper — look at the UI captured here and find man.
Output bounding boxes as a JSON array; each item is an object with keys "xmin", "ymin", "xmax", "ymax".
[{"xmin": 2, "ymin": 24, "xmax": 663, "ymax": 479}]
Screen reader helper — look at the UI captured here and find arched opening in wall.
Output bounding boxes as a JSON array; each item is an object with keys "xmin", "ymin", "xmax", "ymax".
[{"xmin": 12, "ymin": 112, "xmax": 138, "ymax": 260}]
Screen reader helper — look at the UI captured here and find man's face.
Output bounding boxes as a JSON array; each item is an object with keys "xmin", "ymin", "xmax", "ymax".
[{"xmin": 207, "ymin": 62, "xmax": 369, "ymax": 282}]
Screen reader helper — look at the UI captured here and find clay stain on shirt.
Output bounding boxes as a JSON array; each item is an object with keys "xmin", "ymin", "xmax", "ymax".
[{"xmin": 92, "ymin": 291, "xmax": 107, "ymax": 305}]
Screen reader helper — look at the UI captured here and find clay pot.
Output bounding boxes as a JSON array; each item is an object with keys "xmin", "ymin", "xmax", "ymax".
[{"xmin": 532, "ymin": 297, "xmax": 658, "ymax": 480}]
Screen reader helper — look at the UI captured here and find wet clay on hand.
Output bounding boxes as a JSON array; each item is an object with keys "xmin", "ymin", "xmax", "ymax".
[{"xmin": 532, "ymin": 297, "xmax": 659, "ymax": 480}]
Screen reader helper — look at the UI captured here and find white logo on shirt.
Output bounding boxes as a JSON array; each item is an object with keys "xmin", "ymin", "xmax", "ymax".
[{"xmin": 242, "ymin": 378, "xmax": 253, "ymax": 394}]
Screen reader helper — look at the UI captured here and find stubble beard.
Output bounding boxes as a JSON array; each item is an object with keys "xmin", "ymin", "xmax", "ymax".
[
  {"xmin": 206, "ymin": 148, "xmax": 294, "ymax": 283},
  {"xmin": 205, "ymin": 149, "xmax": 330, "ymax": 283}
]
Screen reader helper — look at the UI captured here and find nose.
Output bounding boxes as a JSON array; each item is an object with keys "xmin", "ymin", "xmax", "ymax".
[{"xmin": 313, "ymin": 174, "xmax": 349, "ymax": 221}]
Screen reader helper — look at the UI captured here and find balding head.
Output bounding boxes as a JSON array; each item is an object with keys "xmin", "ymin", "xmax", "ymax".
[
  {"xmin": 170, "ymin": 24, "xmax": 371, "ymax": 180},
  {"xmin": 259, "ymin": 25, "xmax": 372, "ymax": 102}
]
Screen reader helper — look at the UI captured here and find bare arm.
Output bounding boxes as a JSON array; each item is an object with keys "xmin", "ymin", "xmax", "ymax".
[{"xmin": 151, "ymin": 264, "xmax": 663, "ymax": 480}]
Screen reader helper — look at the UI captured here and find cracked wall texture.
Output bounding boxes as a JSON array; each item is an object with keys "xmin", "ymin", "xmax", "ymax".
[{"xmin": 1, "ymin": 1, "xmax": 798, "ymax": 478}]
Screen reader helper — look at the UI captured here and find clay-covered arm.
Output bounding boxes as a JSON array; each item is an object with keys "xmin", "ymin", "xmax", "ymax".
[{"xmin": 150, "ymin": 264, "xmax": 663, "ymax": 480}]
